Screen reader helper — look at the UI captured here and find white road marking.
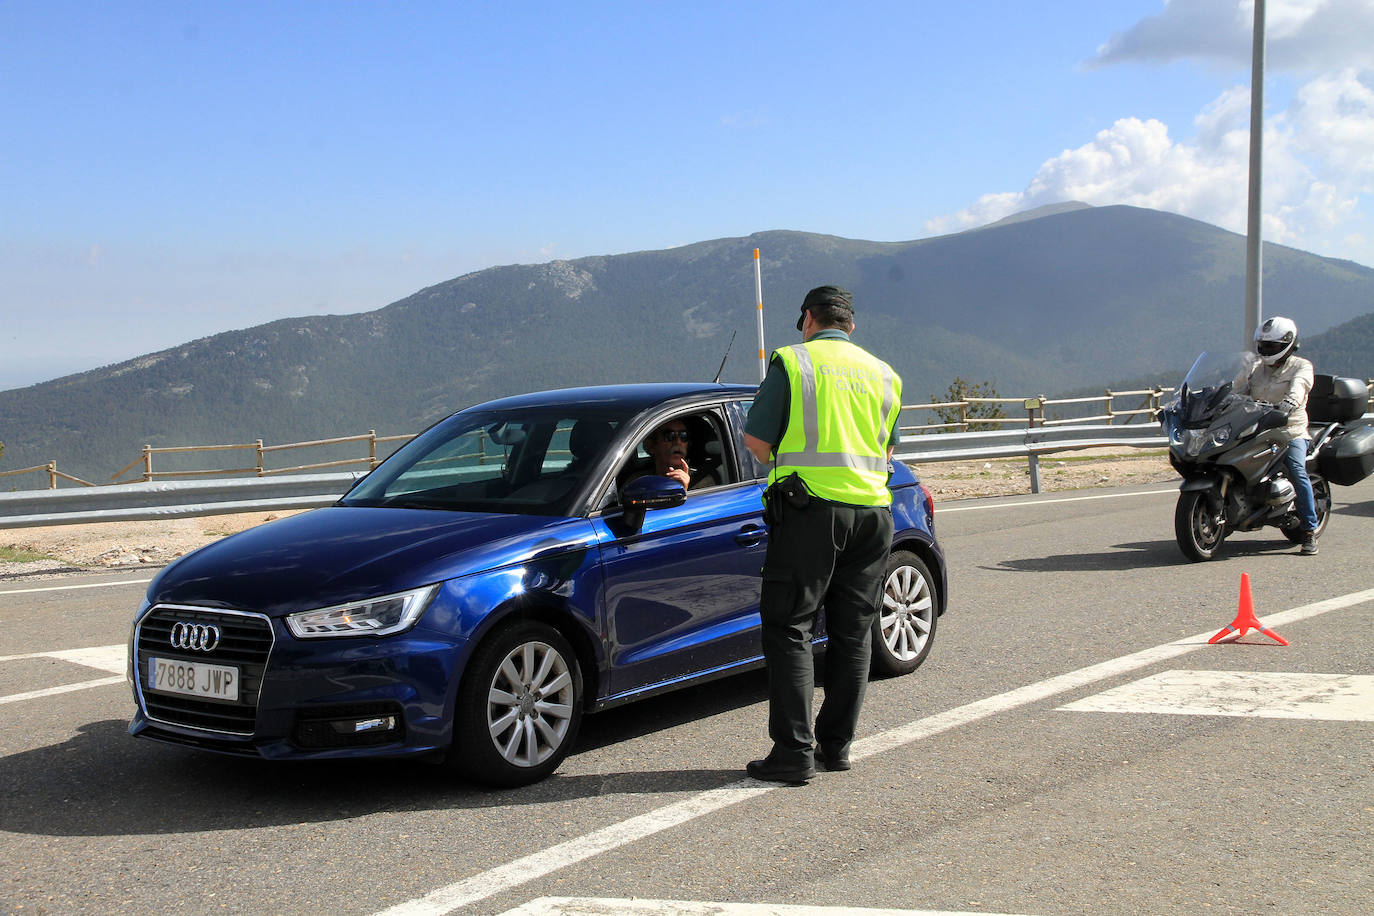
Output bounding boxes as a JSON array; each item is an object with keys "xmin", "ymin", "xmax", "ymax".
[
  {"xmin": 1059, "ymin": 670, "xmax": 1374, "ymax": 721},
  {"xmin": 0, "ymin": 644, "xmax": 126, "ymax": 673},
  {"xmin": 0, "ymin": 644, "xmax": 127, "ymax": 704},
  {"xmin": 373, "ymin": 586, "xmax": 1374, "ymax": 916},
  {"xmin": 0, "ymin": 577, "xmax": 152, "ymax": 596},
  {"xmin": 0, "ymin": 676, "xmax": 124, "ymax": 705},
  {"xmin": 937, "ymin": 487, "xmax": 1174, "ymax": 513},
  {"xmin": 46, "ymin": 644, "xmax": 128, "ymax": 674},
  {"xmin": 499, "ymin": 899, "xmax": 1034, "ymax": 916}
]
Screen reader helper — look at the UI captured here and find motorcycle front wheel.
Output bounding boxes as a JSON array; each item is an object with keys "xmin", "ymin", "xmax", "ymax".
[{"xmin": 1175, "ymin": 489, "xmax": 1226, "ymax": 561}]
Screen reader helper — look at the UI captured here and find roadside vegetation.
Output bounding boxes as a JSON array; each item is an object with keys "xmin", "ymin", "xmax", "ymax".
[
  {"xmin": 0, "ymin": 546, "xmax": 52, "ymax": 563},
  {"xmin": 927, "ymin": 377, "xmax": 1008, "ymax": 432}
]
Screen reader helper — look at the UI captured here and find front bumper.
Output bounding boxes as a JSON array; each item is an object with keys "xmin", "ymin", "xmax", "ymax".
[{"xmin": 129, "ymin": 603, "xmax": 471, "ymax": 760}]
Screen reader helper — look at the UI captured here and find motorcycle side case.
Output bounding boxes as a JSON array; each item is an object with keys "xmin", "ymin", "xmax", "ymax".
[
  {"xmin": 1308, "ymin": 375, "xmax": 1369, "ymax": 424},
  {"xmin": 1318, "ymin": 424, "xmax": 1374, "ymax": 486}
]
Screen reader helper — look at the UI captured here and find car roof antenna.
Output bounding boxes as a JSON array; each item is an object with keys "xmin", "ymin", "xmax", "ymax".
[{"xmin": 712, "ymin": 330, "xmax": 736, "ymax": 384}]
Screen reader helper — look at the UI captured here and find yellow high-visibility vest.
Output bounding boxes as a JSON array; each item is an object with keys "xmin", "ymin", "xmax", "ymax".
[{"xmin": 769, "ymin": 338, "xmax": 901, "ymax": 506}]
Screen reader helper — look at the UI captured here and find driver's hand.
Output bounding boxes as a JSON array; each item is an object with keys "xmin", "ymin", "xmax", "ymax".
[{"xmin": 665, "ymin": 456, "xmax": 690, "ymax": 487}]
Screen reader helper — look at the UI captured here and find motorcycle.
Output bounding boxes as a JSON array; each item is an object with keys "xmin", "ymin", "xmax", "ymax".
[{"xmin": 1160, "ymin": 350, "xmax": 1374, "ymax": 561}]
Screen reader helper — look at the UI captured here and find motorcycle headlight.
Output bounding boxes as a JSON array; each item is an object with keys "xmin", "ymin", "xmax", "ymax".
[
  {"xmin": 1209, "ymin": 424, "xmax": 1233, "ymax": 448},
  {"xmin": 286, "ymin": 584, "xmax": 440, "ymax": 639}
]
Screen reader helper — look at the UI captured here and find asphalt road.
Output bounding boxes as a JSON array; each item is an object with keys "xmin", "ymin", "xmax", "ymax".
[{"xmin": 2, "ymin": 479, "xmax": 1371, "ymax": 916}]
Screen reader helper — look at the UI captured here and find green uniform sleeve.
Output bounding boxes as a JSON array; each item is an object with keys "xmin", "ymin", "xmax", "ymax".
[{"xmin": 745, "ymin": 359, "xmax": 790, "ymax": 449}]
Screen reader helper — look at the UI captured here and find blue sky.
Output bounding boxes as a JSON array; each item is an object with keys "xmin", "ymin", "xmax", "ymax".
[{"xmin": 3, "ymin": 0, "xmax": 1372, "ymax": 390}]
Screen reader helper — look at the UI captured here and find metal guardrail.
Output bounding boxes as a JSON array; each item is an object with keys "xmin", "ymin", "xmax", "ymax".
[
  {"xmin": 4, "ymin": 414, "xmax": 1368, "ymax": 529},
  {"xmin": 0, "ymin": 473, "xmax": 358, "ymax": 530},
  {"xmin": 0, "ymin": 424, "xmax": 1167, "ymax": 529},
  {"xmin": 893, "ymin": 423, "xmax": 1164, "ymax": 463},
  {"xmin": 9, "ymin": 379, "xmax": 1371, "ymax": 491},
  {"xmin": 894, "ymin": 423, "xmax": 1167, "ymax": 495}
]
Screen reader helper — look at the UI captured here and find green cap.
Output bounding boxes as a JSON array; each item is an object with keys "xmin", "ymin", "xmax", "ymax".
[{"xmin": 797, "ymin": 285, "xmax": 854, "ymax": 331}]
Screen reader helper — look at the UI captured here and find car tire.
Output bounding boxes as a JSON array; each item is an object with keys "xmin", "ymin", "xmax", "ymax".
[
  {"xmin": 451, "ymin": 620, "xmax": 583, "ymax": 787},
  {"xmin": 871, "ymin": 550, "xmax": 938, "ymax": 677}
]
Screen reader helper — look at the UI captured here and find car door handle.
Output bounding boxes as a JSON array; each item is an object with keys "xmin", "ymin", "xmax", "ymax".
[{"xmin": 735, "ymin": 524, "xmax": 766, "ymax": 547}]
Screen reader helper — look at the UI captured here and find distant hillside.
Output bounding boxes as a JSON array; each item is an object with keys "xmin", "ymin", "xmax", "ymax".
[
  {"xmin": 1303, "ymin": 312, "xmax": 1374, "ymax": 380},
  {"xmin": 2, "ymin": 204, "xmax": 1373, "ymax": 483}
]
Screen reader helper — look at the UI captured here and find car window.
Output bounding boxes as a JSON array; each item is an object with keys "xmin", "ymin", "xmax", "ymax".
[
  {"xmin": 611, "ymin": 408, "xmax": 736, "ymax": 502},
  {"xmin": 728, "ymin": 400, "xmax": 770, "ymax": 481},
  {"xmin": 539, "ymin": 422, "xmax": 578, "ymax": 474},
  {"xmin": 343, "ymin": 408, "xmax": 626, "ymax": 516}
]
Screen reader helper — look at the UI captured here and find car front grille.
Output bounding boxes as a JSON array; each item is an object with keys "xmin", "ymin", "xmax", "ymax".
[{"xmin": 135, "ymin": 605, "xmax": 274, "ymax": 736}]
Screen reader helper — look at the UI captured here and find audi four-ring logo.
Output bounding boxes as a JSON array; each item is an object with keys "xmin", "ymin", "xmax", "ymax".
[{"xmin": 170, "ymin": 622, "xmax": 221, "ymax": 652}]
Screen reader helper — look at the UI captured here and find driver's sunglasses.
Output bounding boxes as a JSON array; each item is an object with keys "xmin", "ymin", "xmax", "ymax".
[{"xmin": 658, "ymin": 430, "xmax": 690, "ymax": 443}]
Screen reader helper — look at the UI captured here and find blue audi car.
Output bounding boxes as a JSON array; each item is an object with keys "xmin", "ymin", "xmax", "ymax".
[{"xmin": 129, "ymin": 383, "xmax": 947, "ymax": 785}]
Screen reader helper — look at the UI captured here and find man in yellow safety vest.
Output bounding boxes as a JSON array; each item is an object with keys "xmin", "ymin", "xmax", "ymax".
[{"xmin": 742, "ymin": 285, "xmax": 902, "ymax": 784}]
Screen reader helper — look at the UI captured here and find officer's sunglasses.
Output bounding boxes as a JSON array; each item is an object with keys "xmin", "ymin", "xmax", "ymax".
[{"xmin": 657, "ymin": 430, "xmax": 690, "ymax": 443}]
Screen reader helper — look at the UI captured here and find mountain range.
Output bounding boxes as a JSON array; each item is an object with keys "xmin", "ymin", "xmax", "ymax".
[{"xmin": 2, "ymin": 203, "xmax": 1372, "ymax": 484}]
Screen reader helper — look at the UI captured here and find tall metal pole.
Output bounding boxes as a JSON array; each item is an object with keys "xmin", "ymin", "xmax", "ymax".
[
  {"xmin": 1243, "ymin": 0, "xmax": 1266, "ymax": 347},
  {"xmin": 753, "ymin": 248, "xmax": 766, "ymax": 381}
]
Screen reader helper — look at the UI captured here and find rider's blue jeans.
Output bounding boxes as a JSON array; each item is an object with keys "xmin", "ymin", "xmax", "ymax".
[{"xmin": 1284, "ymin": 438, "xmax": 1319, "ymax": 532}]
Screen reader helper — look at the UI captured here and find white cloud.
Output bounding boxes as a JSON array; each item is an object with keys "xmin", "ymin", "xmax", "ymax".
[
  {"xmin": 1092, "ymin": 0, "xmax": 1374, "ymax": 72},
  {"xmin": 1091, "ymin": 0, "xmax": 1249, "ymax": 66},
  {"xmin": 924, "ymin": 94, "xmax": 1365, "ymax": 255},
  {"xmin": 1286, "ymin": 69, "xmax": 1374, "ymax": 188},
  {"xmin": 927, "ymin": 3, "xmax": 1374, "ymax": 266},
  {"xmin": 925, "ymin": 115, "xmax": 1253, "ymax": 239}
]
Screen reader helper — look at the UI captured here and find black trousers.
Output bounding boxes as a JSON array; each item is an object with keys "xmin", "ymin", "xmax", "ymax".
[{"xmin": 758, "ymin": 498, "xmax": 893, "ymax": 765}]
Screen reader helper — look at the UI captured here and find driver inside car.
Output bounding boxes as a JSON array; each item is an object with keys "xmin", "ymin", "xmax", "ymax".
[{"xmin": 621, "ymin": 419, "xmax": 719, "ymax": 491}]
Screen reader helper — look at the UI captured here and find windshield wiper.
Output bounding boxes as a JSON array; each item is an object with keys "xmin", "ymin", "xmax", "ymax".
[{"xmin": 342, "ymin": 494, "xmax": 459, "ymax": 511}]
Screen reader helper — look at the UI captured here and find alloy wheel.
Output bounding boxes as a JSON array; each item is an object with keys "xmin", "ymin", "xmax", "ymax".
[{"xmin": 485, "ymin": 639, "xmax": 576, "ymax": 767}]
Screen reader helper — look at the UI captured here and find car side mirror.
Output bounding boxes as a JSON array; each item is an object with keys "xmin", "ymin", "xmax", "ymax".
[{"xmin": 618, "ymin": 476, "xmax": 687, "ymax": 533}]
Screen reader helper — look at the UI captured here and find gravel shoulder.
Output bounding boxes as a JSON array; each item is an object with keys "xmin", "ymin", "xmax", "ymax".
[{"xmin": 1, "ymin": 450, "xmax": 1176, "ymax": 580}]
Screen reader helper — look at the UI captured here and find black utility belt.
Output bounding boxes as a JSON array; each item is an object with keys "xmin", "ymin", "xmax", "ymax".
[
  {"xmin": 762, "ymin": 472, "xmax": 809, "ymax": 526},
  {"xmin": 763, "ymin": 472, "xmax": 892, "ymax": 520}
]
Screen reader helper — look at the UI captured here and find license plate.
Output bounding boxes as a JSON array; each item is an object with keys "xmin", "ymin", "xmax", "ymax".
[{"xmin": 147, "ymin": 656, "xmax": 239, "ymax": 701}]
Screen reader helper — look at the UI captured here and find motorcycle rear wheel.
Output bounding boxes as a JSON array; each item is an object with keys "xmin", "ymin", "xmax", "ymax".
[{"xmin": 1175, "ymin": 490, "xmax": 1225, "ymax": 561}]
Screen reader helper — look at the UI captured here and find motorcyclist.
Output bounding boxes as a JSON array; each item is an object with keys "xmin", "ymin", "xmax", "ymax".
[{"xmin": 1235, "ymin": 316, "xmax": 1319, "ymax": 554}]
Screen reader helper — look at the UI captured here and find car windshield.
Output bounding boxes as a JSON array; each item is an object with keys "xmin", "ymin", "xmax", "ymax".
[{"xmin": 341, "ymin": 406, "xmax": 629, "ymax": 516}]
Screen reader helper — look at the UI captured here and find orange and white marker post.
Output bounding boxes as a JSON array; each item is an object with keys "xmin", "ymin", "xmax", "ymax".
[{"xmin": 754, "ymin": 248, "xmax": 766, "ymax": 382}]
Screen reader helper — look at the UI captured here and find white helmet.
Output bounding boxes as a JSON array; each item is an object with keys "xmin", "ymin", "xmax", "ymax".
[{"xmin": 1255, "ymin": 316, "xmax": 1298, "ymax": 366}]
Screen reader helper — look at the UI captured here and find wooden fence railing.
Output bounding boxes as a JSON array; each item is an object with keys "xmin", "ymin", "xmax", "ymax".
[
  {"xmin": 899, "ymin": 387, "xmax": 1172, "ymax": 435},
  {"xmin": 5, "ymin": 380, "xmax": 1373, "ymax": 490},
  {"xmin": 0, "ymin": 463, "xmax": 98, "ymax": 489},
  {"xmin": 101, "ymin": 430, "xmax": 416, "ymax": 484}
]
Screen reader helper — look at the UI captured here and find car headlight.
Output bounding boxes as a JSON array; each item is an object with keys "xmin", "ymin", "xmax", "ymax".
[{"xmin": 286, "ymin": 584, "xmax": 440, "ymax": 639}]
